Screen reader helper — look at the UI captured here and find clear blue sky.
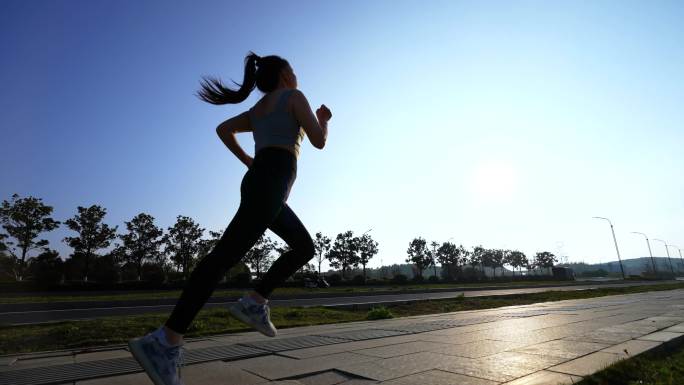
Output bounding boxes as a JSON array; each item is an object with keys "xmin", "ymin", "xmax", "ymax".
[{"xmin": 2, "ymin": 0, "xmax": 683, "ymax": 270}]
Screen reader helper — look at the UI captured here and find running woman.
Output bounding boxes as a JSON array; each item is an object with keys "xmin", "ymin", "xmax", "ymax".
[{"xmin": 128, "ymin": 52, "xmax": 331, "ymax": 385}]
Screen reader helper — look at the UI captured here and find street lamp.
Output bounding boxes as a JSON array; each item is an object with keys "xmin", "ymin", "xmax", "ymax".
[
  {"xmin": 667, "ymin": 244, "xmax": 682, "ymax": 274},
  {"xmin": 630, "ymin": 232, "xmax": 658, "ymax": 277},
  {"xmin": 362, "ymin": 228, "xmax": 373, "ymax": 236},
  {"xmin": 653, "ymin": 239, "xmax": 675, "ymax": 275},
  {"xmin": 592, "ymin": 217, "xmax": 626, "ymax": 279}
]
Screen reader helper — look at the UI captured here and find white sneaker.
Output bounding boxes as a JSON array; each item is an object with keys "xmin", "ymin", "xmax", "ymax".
[
  {"xmin": 128, "ymin": 332, "xmax": 185, "ymax": 385},
  {"xmin": 229, "ymin": 296, "xmax": 277, "ymax": 337}
]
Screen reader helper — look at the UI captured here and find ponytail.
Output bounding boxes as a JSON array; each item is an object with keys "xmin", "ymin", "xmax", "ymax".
[
  {"xmin": 197, "ymin": 52, "xmax": 259, "ymax": 105},
  {"xmin": 197, "ymin": 51, "xmax": 290, "ymax": 105}
]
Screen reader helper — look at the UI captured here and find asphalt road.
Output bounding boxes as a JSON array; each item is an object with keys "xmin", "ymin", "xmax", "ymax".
[{"xmin": 0, "ymin": 280, "xmax": 676, "ymax": 326}]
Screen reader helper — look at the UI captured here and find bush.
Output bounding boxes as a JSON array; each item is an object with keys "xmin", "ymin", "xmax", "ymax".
[
  {"xmin": 89, "ymin": 254, "xmax": 119, "ymax": 284},
  {"xmin": 366, "ymin": 306, "xmax": 394, "ymax": 320},
  {"xmin": 428, "ymin": 275, "xmax": 440, "ymax": 283},
  {"xmin": 28, "ymin": 250, "xmax": 63, "ymax": 286},
  {"xmin": 230, "ymin": 272, "xmax": 251, "ymax": 288},
  {"xmin": 411, "ymin": 275, "xmax": 424, "ymax": 283},
  {"xmin": 142, "ymin": 263, "xmax": 165, "ymax": 284},
  {"xmin": 326, "ymin": 273, "xmax": 342, "ymax": 285},
  {"xmin": 391, "ymin": 274, "xmax": 408, "ymax": 284},
  {"xmin": 352, "ymin": 274, "xmax": 365, "ymax": 285}
]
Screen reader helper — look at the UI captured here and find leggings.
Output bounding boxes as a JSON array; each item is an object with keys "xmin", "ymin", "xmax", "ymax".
[{"xmin": 165, "ymin": 147, "xmax": 315, "ymax": 334}]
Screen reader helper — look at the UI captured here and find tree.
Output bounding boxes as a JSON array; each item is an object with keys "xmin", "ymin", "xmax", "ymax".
[
  {"xmin": 198, "ymin": 230, "xmax": 222, "ymax": 259},
  {"xmin": 357, "ymin": 233, "xmax": 379, "ymax": 282},
  {"xmin": 244, "ymin": 235, "xmax": 274, "ymax": 279},
  {"xmin": 313, "ymin": 232, "xmax": 331, "ymax": 275},
  {"xmin": 470, "ymin": 245, "xmax": 485, "ymax": 274},
  {"xmin": 491, "ymin": 249, "xmax": 508, "ymax": 277},
  {"xmin": 116, "ymin": 213, "xmax": 163, "ymax": 281},
  {"xmin": 507, "ymin": 250, "xmax": 528, "ymax": 276},
  {"xmin": 63, "ymin": 205, "xmax": 118, "ymax": 282},
  {"xmin": 163, "ymin": 215, "xmax": 204, "ymax": 280},
  {"xmin": 534, "ymin": 251, "xmax": 557, "ymax": 275},
  {"xmin": 406, "ymin": 237, "xmax": 431, "ymax": 279},
  {"xmin": 436, "ymin": 242, "xmax": 464, "ymax": 280},
  {"xmin": 481, "ymin": 248, "xmax": 497, "ymax": 278},
  {"xmin": 0, "ymin": 194, "xmax": 60, "ymax": 280},
  {"xmin": 328, "ymin": 231, "xmax": 359, "ymax": 279}
]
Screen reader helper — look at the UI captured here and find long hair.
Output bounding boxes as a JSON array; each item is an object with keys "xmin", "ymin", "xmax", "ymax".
[{"xmin": 197, "ymin": 52, "xmax": 290, "ymax": 105}]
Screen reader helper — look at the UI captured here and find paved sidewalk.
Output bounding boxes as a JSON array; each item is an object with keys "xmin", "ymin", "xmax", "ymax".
[{"xmin": 3, "ymin": 289, "xmax": 684, "ymax": 385}]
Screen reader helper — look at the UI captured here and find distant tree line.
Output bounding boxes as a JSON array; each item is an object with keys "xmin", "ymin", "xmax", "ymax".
[
  {"xmin": 404, "ymin": 237, "xmax": 558, "ymax": 281},
  {"xmin": 0, "ymin": 193, "xmax": 559, "ymax": 288}
]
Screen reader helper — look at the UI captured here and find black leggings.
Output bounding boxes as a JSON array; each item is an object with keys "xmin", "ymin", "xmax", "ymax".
[{"xmin": 165, "ymin": 147, "xmax": 315, "ymax": 334}]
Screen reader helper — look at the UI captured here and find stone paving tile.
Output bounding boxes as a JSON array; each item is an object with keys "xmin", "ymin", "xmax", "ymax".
[
  {"xmin": 489, "ymin": 329, "xmax": 568, "ymax": 346},
  {"xmin": 480, "ymin": 351, "xmax": 568, "ymax": 372},
  {"xmin": 513, "ymin": 340, "xmax": 609, "ymax": 360},
  {"xmin": 436, "ymin": 355, "xmax": 530, "ymax": 382},
  {"xmin": 338, "ymin": 380, "xmax": 378, "ymax": 385},
  {"xmin": 280, "ymin": 335, "xmax": 422, "ymax": 359},
  {"xmin": 637, "ymin": 331, "xmax": 683, "ymax": 342},
  {"xmin": 601, "ymin": 339, "xmax": 662, "ymax": 357},
  {"xmin": 3, "ymin": 354, "xmax": 75, "ymax": 370},
  {"xmin": 548, "ymin": 351, "xmax": 624, "ymax": 377},
  {"xmin": 412, "ymin": 331, "xmax": 486, "ymax": 345},
  {"xmin": 500, "ymin": 370, "xmax": 582, "ymax": 385},
  {"xmin": 181, "ymin": 360, "xmax": 269, "ymax": 385},
  {"xmin": 337, "ymin": 352, "xmax": 455, "ymax": 381},
  {"xmin": 295, "ymin": 370, "xmax": 350, "ymax": 385},
  {"xmin": 77, "ymin": 372, "xmax": 153, "ymax": 385},
  {"xmin": 430, "ymin": 339, "xmax": 528, "ymax": 358},
  {"xmin": 354, "ymin": 341, "xmax": 454, "ymax": 358},
  {"xmin": 240, "ymin": 352, "xmax": 378, "ymax": 380},
  {"xmin": 664, "ymin": 322, "xmax": 684, "ymax": 333},
  {"xmin": 380, "ymin": 369, "xmax": 498, "ymax": 385},
  {"xmin": 74, "ymin": 349, "xmax": 131, "ymax": 363},
  {"xmin": 563, "ymin": 330, "xmax": 636, "ymax": 345}
]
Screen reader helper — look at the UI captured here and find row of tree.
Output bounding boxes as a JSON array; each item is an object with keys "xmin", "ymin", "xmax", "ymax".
[
  {"xmin": 405, "ymin": 237, "xmax": 558, "ymax": 279},
  {"xmin": 0, "ymin": 194, "xmax": 383, "ymax": 284},
  {"xmin": 0, "ymin": 194, "xmax": 557, "ymax": 285},
  {"xmin": 0, "ymin": 194, "xmax": 280, "ymax": 282}
]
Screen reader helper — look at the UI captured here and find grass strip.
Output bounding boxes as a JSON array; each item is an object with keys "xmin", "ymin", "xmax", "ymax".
[
  {"xmin": 576, "ymin": 338, "xmax": 684, "ymax": 385},
  {"xmin": 0, "ymin": 280, "xmax": 590, "ymax": 304},
  {"xmin": 1, "ymin": 282, "xmax": 683, "ymax": 355}
]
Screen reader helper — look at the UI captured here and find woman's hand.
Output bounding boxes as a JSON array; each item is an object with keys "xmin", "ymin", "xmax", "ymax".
[{"xmin": 316, "ymin": 104, "xmax": 332, "ymax": 123}]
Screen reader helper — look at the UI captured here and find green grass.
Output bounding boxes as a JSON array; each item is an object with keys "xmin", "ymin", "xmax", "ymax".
[
  {"xmin": 366, "ymin": 306, "xmax": 394, "ymax": 320},
  {"xmin": 0, "ymin": 280, "xmax": 585, "ymax": 304},
  {"xmin": 576, "ymin": 339, "xmax": 684, "ymax": 385},
  {"xmin": 2, "ymin": 282, "xmax": 683, "ymax": 356}
]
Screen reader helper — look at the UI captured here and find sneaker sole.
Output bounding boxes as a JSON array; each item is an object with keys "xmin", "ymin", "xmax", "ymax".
[
  {"xmin": 229, "ymin": 304, "xmax": 277, "ymax": 337},
  {"xmin": 128, "ymin": 338, "xmax": 171, "ymax": 385}
]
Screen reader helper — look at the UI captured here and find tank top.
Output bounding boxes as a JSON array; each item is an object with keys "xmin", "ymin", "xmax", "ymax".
[{"xmin": 249, "ymin": 89, "xmax": 305, "ymax": 158}]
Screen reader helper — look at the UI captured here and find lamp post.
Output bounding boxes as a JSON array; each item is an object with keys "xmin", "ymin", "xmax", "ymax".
[
  {"xmin": 653, "ymin": 239, "xmax": 675, "ymax": 275},
  {"xmin": 592, "ymin": 217, "xmax": 626, "ymax": 279},
  {"xmin": 667, "ymin": 244, "xmax": 682, "ymax": 274},
  {"xmin": 630, "ymin": 232, "xmax": 657, "ymax": 277}
]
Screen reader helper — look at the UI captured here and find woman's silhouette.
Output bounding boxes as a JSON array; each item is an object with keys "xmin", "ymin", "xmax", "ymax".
[{"xmin": 128, "ymin": 52, "xmax": 331, "ymax": 385}]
